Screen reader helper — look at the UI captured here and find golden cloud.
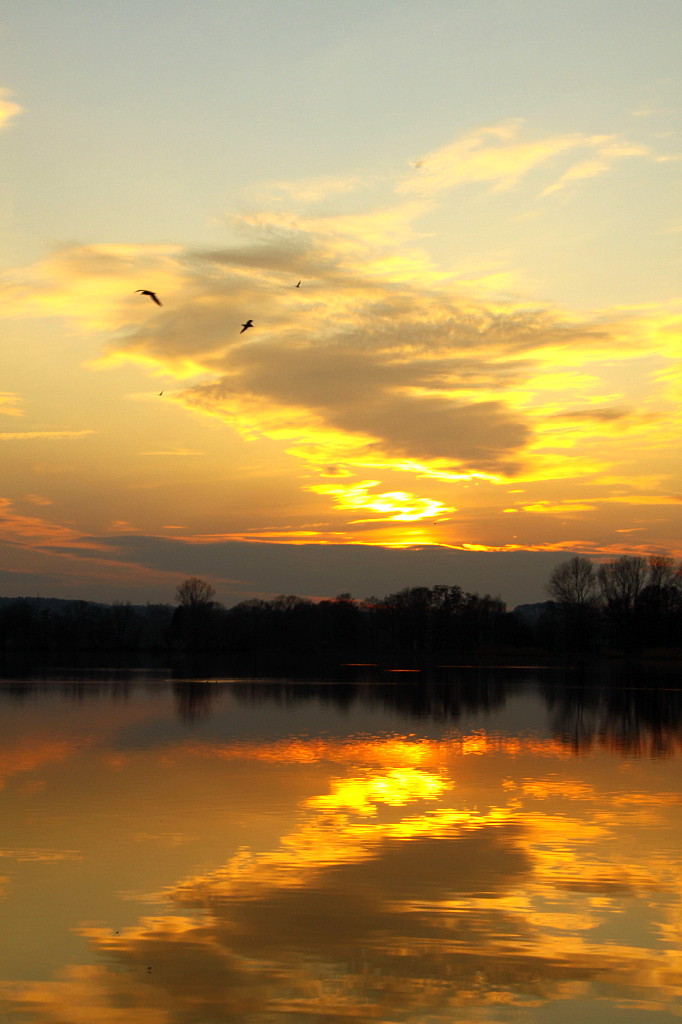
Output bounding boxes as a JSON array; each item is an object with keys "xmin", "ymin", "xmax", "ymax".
[
  {"xmin": 307, "ymin": 480, "xmax": 454, "ymax": 522},
  {"xmin": 0, "ymin": 120, "xmax": 679, "ymax": 556}
]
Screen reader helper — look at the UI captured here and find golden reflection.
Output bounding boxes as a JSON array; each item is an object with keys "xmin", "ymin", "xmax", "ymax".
[
  {"xmin": 521, "ymin": 779, "xmax": 596, "ymax": 800},
  {"xmin": 1, "ymin": 725, "xmax": 681, "ymax": 1024},
  {"xmin": 306, "ymin": 767, "xmax": 449, "ymax": 814},
  {"xmin": 175, "ymin": 732, "xmax": 577, "ymax": 766}
]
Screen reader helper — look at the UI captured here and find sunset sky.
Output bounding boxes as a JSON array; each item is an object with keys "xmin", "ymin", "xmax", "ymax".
[{"xmin": 1, "ymin": 0, "xmax": 680, "ymax": 608}]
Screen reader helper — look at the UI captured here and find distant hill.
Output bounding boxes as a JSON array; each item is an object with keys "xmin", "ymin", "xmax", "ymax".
[
  {"xmin": 513, "ymin": 601, "xmax": 555, "ymax": 623},
  {"xmin": 0, "ymin": 596, "xmax": 172, "ymax": 613}
]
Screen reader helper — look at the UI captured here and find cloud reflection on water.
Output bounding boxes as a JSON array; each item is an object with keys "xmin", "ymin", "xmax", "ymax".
[{"xmin": 0, "ymin": 704, "xmax": 681, "ymax": 1022}]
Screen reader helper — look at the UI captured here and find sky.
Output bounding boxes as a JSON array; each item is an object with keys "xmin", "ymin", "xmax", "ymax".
[{"xmin": 0, "ymin": 0, "xmax": 680, "ymax": 609}]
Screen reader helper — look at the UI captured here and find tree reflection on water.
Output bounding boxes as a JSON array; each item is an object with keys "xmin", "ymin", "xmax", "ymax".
[{"xmin": 2, "ymin": 663, "xmax": 681, "ymax": 754}]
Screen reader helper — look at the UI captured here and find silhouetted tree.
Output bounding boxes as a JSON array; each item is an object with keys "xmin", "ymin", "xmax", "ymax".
[
  {"xmin": 546, "ymin": 556, "xmax": 597, "ymax": 606},
  {"xmin": 634, "ymin": 556, "xmax": 682, "ymax": 648},
  {"xmin": 459, "ymin": 592, "xmax": 506, "ymax": 651},
  {"xmin": 172, "ymin": 577, "xmax": 218, "ymax": 653},
  {"xmin": 175, "ymin": 577, "xmax": 216, "ymax": 610},
  {"xmin": 598, "ymin": 556, "xmax": 648, "ymax": 610},
  {"xmin": 598, "ymin": 556, "xmax": 648, "ymax": 650},
  {"xmin": 315, "ymin": 594, "xmax": 363, "ymax": 655},
  {"xmin": 647, "ymin": 555, "xmax": 678, "ymax": 592},
  {"xmin": 543, "ymin": 556, "xmax": 600, "ymax": 653}
]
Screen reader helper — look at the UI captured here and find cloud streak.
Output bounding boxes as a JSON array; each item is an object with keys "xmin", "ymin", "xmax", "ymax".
[{"xmin": 0, "ymin": 430, "xmax": 94, "ymax": 440}]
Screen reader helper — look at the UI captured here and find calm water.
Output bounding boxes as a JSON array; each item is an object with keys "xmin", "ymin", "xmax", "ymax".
[{"xmin": 0, "ymin": 666, "xmax": 681, "ymax": 1024}]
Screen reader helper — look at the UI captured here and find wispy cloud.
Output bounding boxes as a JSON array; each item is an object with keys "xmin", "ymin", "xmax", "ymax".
[
  {"xmin": 1, "ymin": 243, "xmax": 184, "ymax": 331},
  {"xmin": 140, "ymin": 448, "xmax": 205, "ymax": 456},
  {"xmin": 541, "ymin": 139, "xmax": 649, "ymax": 196},
  {"xmin": 400, "ymin": 120, "xmax": 650, "ymax": 198},
  {"xmin": 0, "ymin": 498, "xmax": 107, "ymax": 551},
  {"xmin": 0, "ymin": 429, "xmax": 94, "ymax": 440},
  {"xmin": 0, "ymin": 393, "xmax": 23, "ymax": 417},
  {"xmin": 248, "ymin": 173, "xmax": 366, "ymax": 204},
  {"xmin": 24, "ymin": 494, "xmax": 53, "ymax": 506},
  {"xmin": 0, "ymin": 88, "xmax": 21, "ymax": 130},
  {"xmin": 540, "ymin": 158, "xmax": 611, "ymax": 196}
]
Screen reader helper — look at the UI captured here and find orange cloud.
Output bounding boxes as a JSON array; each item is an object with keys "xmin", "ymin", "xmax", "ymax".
[{"xmin": 0, "ymin": 498, "xmax": 109, "ymax": 551}]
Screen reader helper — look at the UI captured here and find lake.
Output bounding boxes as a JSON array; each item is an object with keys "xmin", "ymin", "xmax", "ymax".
[{"xmin": 0, "ymin": 664, "xmax": 681, "ymax": 1024}]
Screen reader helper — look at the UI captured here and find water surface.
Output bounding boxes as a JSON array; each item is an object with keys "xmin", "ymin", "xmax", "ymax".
[{"xmin": 0, "ymin": 667, "xmax": 680, "ymax": 1023}]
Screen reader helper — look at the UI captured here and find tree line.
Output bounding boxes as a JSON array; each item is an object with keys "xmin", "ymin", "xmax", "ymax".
[
  {"xmin": 0, "ymin": 597, "xmax": 172, "ymax": 659},
  {"xmin": 543, "ymin": 554, "xmax": 682, "ymax": 653},
  {"xmin": 172, "ymin": 579, "xmax": 512, "ymax": 662},
  {"xmin": 0, "ymin": 553, "xmax": 680, "ymax": 665}
]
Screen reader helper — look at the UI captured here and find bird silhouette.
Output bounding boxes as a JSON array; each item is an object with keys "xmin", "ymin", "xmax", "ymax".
[
  {"xmin": 240, "ymin": 319, "xmax": 254, "ymax": 333},
  {"xmin": 135, "ymin": 290, "xmax": 162, "ymax": 306},
  {"xmin": 295, "ymin": 280, "xmax": 301, "ymax": 288}
]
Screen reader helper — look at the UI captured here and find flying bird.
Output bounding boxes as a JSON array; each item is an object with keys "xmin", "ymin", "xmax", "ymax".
[
  {"xmin": 295, "ymin": 280, "xmax": 301, "ymax": 288},
  {"xmin": 240, "ymin": 319, "xmax": 254, "ymax": 333},
  {"xmin": 135, "ymin": 290, "xmax": 162, "ymax": 306}
]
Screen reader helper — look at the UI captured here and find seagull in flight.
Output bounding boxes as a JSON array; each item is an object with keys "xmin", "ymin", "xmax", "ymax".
[
  {"xmin": 135, "ymin": 290, "xmax": 162, "ymax": 306},
  {"xmin": 240, "ymin": 319, "xmax": 254, "ymax": 333}
]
